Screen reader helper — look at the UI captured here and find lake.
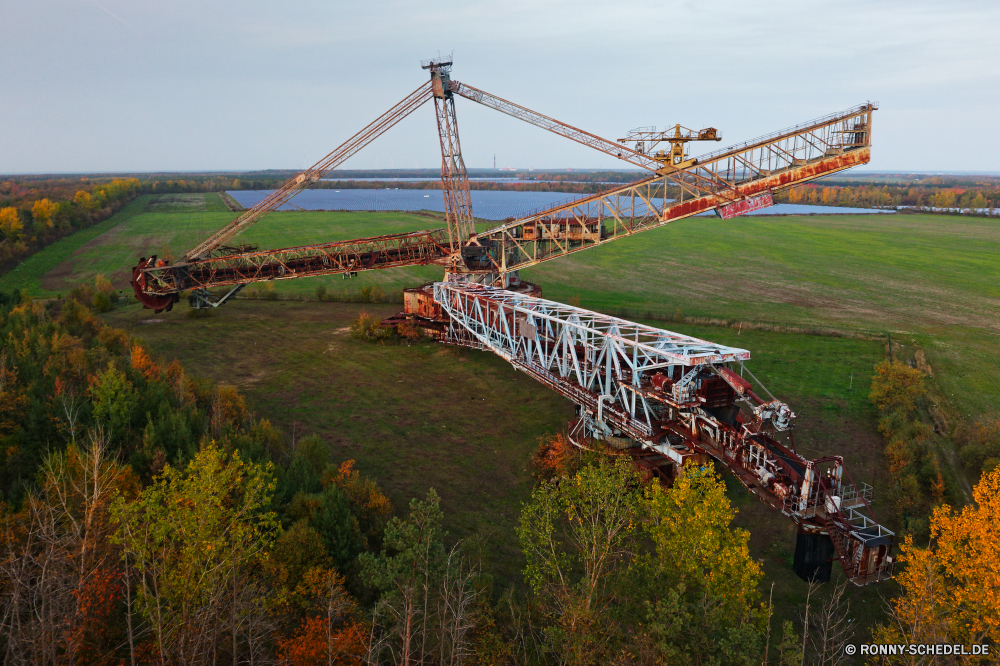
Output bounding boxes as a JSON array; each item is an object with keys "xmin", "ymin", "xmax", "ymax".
[{"xmin": 227, "ymin": 189, "xmax": 892, "ymax": 222}]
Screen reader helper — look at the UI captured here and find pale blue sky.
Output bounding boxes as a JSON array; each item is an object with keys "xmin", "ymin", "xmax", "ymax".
[{"xmin": 1, "ymin": 0, "xmax": 997, "ymax": 173}]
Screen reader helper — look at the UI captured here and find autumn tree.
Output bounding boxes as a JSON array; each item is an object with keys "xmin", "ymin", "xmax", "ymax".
[
  {"xmin": 869, "ymin": 360, "xmax": 925, "ymax": 416},
  {"xmin": 31, "ymin": 198, "xmax": 57, "ymax": 229},
  {"xmin": 0, "ymin": 431, "xmax": 137, "ymax": 664},
  {"xmin": 73, "ymin": 190, "xmax": 94, "ymax": 212},
  {"xmin": 328, "ymin": 459, "xmax": 393, "ymax": 550},
  {"xmin": 517, "ymin": 457, "xmax": 640, "ymax": 665},
  {"xmin": 0, "ymin": 206, "xmax": 23, "ymax": 240},
  {"xmin": 530, "ymin": 432, "xmax": 580, "ymax": 481},
  {"xmin": 111, "ymin": 443, "xmax": 280, "ymax": 665},
  {"xmin": 640, "ymin": 461, "xmax": 768, "ymax": 665},
  {"xmin": 362, "ymin": 489, "xmax": 480, "ymax": 666},
  {"xmin": 278, "ymin": 568, "xmax": 367, "ymax": 666},
  {"xmin": 874, "ymin": 466, "xmax": 1000, "ymax": 659}
]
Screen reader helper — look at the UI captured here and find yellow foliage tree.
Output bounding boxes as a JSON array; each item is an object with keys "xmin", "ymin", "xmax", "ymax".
[
  {"xmin": 876, "ymin": 467, "xmax": 1000, "ymax": 654},
  {"xmin": 869, "ymin": 360, "xmax": 925, "ymax": 415},
  {"xmin": 74, "ymin": 190, "xmax": 94, "ymax": 211},
  {"xmin": 94, "ymin": 273, "xmax": 114, "ymax": 294},
  {"xmin": 31, "ymin": 198, "xmax": 57, "ymax": 228},
  {"xmin": 0, "ymin": 206, "xmax": 23, "ymax": 240},
  {"xmin": 644, "ymin": 461, "xmax": 764, "ymax": 619}
]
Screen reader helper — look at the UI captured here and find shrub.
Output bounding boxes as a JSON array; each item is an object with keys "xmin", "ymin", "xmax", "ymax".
[
  {"xmin": 314, "ymin": 284, "xmax": 327, "ymax": 302},
  {"xmin": 92, "ymin": 291, "xmax": 113, "ymax": 313},
  {"xmin": 94, "ymin": 273, "xmax": 114, "ymax": 295},
  {"xmin": 396, "ymin": 322, "xmax": 424, "ymax": 342},
  {"xmin": 349, "ymin": 310, "xmax": 395, "ymax": 344},
  {"xmin": 957, "ymin": 417, "xmax": 1000, "ymax": 476},
  {"xmin": 68, "ymin": 283, "xmax": 95, "ymax": 306}
]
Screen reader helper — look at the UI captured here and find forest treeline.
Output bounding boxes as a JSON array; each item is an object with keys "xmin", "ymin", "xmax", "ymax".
[
  {"xmin": 0, "ymin": 175, "xmax": 294, "ymax": 274},
  {"xmin": 774, "ymin": 181, "xmax": 999, "ymax": 212},
  {"xmin": 0, "ymin": 283, "xmax": 997, "ymax": 664},
  {"xmin": 0, "ymin": 178, "xmax": 142, "ymax": 270},
  {"xmin": 3, "ymin": 170, "xmax": 998, "ymax": 280}
]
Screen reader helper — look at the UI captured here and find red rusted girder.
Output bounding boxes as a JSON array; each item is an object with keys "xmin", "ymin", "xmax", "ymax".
[{"xmin": 137, "ymin": 228, "xmax": 451, "ymax": 296}]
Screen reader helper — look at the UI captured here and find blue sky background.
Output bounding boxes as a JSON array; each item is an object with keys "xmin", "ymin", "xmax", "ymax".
[{"xmin": 1, "ymin": 0, "xmax": 997, "ymax": 173}]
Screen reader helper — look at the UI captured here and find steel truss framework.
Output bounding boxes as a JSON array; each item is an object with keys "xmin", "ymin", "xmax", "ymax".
[
  {"xmin": 127, "ymin": 61, "xmax": 893, "ymax": 585},
  {"xmin": 435, "ymin": 281, "xmax": 894, "ymax": 585},
  {"xmin": 140, "ymin": 229, "xmax": 451, "ymax": 295},
  {"xmin": 426, "ymin": 59, "xmax": 476, "ymax": 250},
  {"xmin": 137, "ymin": 97, "xmax": 875, "ymax": 299},
  {"xmin": 465, "ymin": 103, "xmax": 875, "ymax": 274}
]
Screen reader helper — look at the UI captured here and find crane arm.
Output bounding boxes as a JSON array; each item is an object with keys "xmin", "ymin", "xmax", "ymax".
[
  {"xmin": 183, "ymin": 81, "xmax": 435, "ymax": 261},
  {"xmin": 131, "ymin": 228, "xmax": 451, "ymax": 311},
  {"xmin": 132, "ymin": 103, "xmax": 875, "ymax": 309},
  {"xmin": 449, "ymin": 80, "xmax": 664, "ymax": 173},
  {"xmin": 467, "ymin": 103, "xmax": 876, "ymax": 275}
]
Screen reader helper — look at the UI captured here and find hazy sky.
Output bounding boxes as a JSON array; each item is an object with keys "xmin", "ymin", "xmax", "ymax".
[{"xmin": 2, "ymin": 0, "xmax": 998, "ymax": 174}]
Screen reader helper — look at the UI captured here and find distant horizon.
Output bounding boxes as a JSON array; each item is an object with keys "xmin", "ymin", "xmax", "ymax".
[{"xmin": 3, "ymin": 168, "xmax": 1000, "ymax": 178}]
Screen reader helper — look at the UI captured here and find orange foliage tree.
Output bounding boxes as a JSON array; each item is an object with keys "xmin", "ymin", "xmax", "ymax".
[
  {"xmin": 876, "ymin": 467, "xmax": 1000, "ymax": 655},
  {"xmin": 278, "ymin": 568, "xmax": 367, "ymax": 666},
  {"xmin": 130, "ymin": 344, "xmax": 160, "ymax": 382},
  {"xmin": 530, "ymin": 432, "xmax": 579, "ymax": 480},
  {"xmin": 326, "ymin": 460, "xmax": 393, "ymax": 548}
]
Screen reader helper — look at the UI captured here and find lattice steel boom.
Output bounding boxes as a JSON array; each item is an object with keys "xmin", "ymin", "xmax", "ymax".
[
  {"xmin": 459, "ymin": 103, "xmax": 876, "ymax": 276},
  {"xmin": 128, "ymin": 59, "xmax": 892, "ymax": 586},
  {"xmin": 434, "ymin": 281, "xmax": 895, "ymax": 586},
  {"xmin": 424, "ymin": 58, "xmax": 476, "ymax": 251}
]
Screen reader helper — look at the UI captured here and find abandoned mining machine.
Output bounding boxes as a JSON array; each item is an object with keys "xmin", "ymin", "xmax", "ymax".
[{"xmin": 131, "ymin": 58, "xmax": 891, "ymax": 586}]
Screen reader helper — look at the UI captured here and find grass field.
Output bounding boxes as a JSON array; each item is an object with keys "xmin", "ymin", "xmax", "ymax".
[
  {"xmin": 4, "ymin": 192, "xmax": 994, "ymax": 433},
  {"xmin": 0, "ymin": 193, "xmax": 447, "ymax": 299},
  {"xmin": 101, "ymin": 298, "xmax": 890, "ymax": 630},
  {"xmin": 6, "ymin": 192, "xmax": 990, "ymax": 420},
  {"xmin": 5, "ymin": 191, "xmax": 997, "ymax": 632}
]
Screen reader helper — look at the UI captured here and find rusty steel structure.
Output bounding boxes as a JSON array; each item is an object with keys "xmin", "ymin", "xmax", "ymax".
[
  {"xmin": 130, "ymin": 59, "xmax": 891, "ymax": 585},
  {"xmin": 425, "ymin": 58, "xmax": 476, "ymax": 252},
  {"xmin": 435, "ymin": 282, "xmax": 893, "ymax": 585}
]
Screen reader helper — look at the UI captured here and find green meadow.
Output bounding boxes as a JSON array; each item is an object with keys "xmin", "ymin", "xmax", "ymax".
[
  {"xmin": 11, "ymin": 190, "xmax": 992, "ymax": 632},
  {"xmin": 6, "ymin": 192, "xmax": 996, "ymax": 421}
]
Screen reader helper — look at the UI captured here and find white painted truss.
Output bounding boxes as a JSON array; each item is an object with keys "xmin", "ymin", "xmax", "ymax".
[{"xmin": 433, "ymin": 281, "xmax": 750, "ymax": 440}]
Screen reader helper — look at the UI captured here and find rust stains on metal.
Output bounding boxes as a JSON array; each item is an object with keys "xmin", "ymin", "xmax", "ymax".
[
  {"xmin": 131, "ymin": 257, "xmax": 180, "ymax": 312},
  {"xmin": 138, "ymin": 229, "xmax": 452, "ymax": 296}
]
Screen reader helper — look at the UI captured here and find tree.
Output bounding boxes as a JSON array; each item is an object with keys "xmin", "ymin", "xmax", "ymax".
[
  {"xmin": 640, "ymin": 461, "xmax": 767, "ymax": 665},
  {"xmin": 362, "ymin": 489, "xmax": 478, "ymax": 666},
  {"xmin": 111, "ymin": 443, "xmax": 280, "ymax": 665},
  {"xmin": 869, "ymin": 360, "xmax": 925, "ymax": 416},
  {"xmin": 530, "ymin": 432, "xmax": 579, "ymax": 481},
  {"xmin": 328, "ymin": 460, "xmax": 393, "ymax": 549},
  {"xmin": 806, "ymin": 580, "xmax": 854, "ymax": 666},
  {"xmin": 778, "ymin": 620, "xmax": 801, "ymax": 666},
  {"xmin": 31, "ymin": 198, "xmax": 57, "ymax": 229},
  {"xmin": 89, "ymin": 362, "xmax": 139, "ymax": 438},
  {"xmin": 0, "ymin": 431, "xmax": 137, "ymax": 665},
  {"xmin": 516, "ymin": 458, "xmax": 639, "ymax": 665},
  {"xmin": 875, "ymin": 466, "xmax": 1000, "ymax": 658},
  {"xmin": 279, "ymin": 568, "xmax": 367, "ymax": 666},
  {"xmin": 74, "ymin": 190, "xmax": 94, "ymax": 212},
  {"xmin": 0, "ymin": 206, "xmax": 22, "ymax": 240},
  {"xmin": 311, "ymin": 484, "xmax": 365, "ymax": 570}
]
